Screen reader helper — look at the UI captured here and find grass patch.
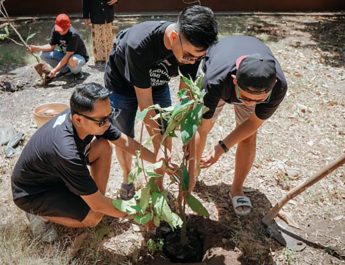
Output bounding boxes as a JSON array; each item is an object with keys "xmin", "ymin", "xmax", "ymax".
[{"xmin": 0, "ymin": 222, "xmax": 75, "ymax": 265}]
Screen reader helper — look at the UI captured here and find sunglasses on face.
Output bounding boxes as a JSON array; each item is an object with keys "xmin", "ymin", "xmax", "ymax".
[
  {"xmin": 235, "ymin": 85, "xmax": 272, "ymax": 104},
  {"xmin": 75, "ymin": 108, "xmax": 118, "ymax": 127},
  {"xmin": 178, "ymin": 34, "xmax": 205, "ymax": 62}
]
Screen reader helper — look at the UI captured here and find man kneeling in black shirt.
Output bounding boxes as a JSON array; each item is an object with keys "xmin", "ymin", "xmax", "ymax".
[{"xmin": 11, "ymin": 83, "xmax": 161, "ymax": 242}]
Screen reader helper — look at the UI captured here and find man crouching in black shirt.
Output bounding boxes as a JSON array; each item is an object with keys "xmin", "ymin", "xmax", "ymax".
[{"xmin": 11, "ymin": 83, "xmax": 162, "ymax": 242}]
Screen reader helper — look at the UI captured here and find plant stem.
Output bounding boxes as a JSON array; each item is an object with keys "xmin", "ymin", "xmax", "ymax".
[
  {"xmin": 179, "ymin": 155, "xmax": 188, "ymax": 246},
  {"xmin": 159, "ymin": 111, "xmax": 168, "ymax": 160},
  {"xmin": 139, "ymin": 121, "xmax": 148, "ymax": 183}
]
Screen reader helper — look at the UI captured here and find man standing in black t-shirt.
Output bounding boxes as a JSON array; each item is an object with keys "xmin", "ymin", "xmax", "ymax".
[
  {"xmin": 28, "ymin": 13, "xmax": 89, "ymax": 80},
  {"xmin": 11, "ymin": 83, "xmax": 161, "ymax": 242},
  {"xmin": 104, "ymin": 5, "xmax": 218, "ymax": 199},
  {"xmin": 190, "ymin": 36, "xmax": 288, "ymax": 216}
]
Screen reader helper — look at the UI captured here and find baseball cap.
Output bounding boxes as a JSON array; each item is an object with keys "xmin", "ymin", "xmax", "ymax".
[
  {"xmin": 236, "ymin": 53, "xmax": 276, "ymax": 93},
  {"xmin": 55, "ymin": 14, "xmax": 71, "ymax": 33}
]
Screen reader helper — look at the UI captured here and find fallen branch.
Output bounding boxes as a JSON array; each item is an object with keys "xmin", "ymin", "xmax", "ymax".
[{"xmin": 0, "ymin": 0, "xmax": 39, "ymax": 63}]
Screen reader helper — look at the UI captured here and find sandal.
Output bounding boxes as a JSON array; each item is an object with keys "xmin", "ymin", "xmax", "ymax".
[
  {"xmin": 120, "ymin": 182, "xmax": 135, "ymax": 200},
  {"xmin": 229, "ymin": 193, "xmax": 252, "ymax": 216}
]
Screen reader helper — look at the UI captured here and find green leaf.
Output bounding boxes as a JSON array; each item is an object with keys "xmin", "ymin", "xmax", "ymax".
[
  {"xmin": 161, "ymin": 105, "xmax": 175, "ymax": 112},
  {"xmin": 150, "ymin": 103, "xmax": 164, "ymax": 111},
  {"xmin": 168, "ymin": 130, "xmax": 178, "ymax": 138},
  {"xmin": 148, "ymin": 178, "xmax": 160, "ymax": 193},
  {"xmin": 182, "ymin": 165, "xmax": 189, "ymax": 191},
  {"xmin": 136, "ymin": 108, "xmax": 149, "ymax": 121},
  {"xmin": 139, "ymin": 186, "xmax": 151, "ymax": 212},
  {"xmin": 171, "ymin": 212, "xmax": 183, "ymax": 228},
  {"xmin": 134, "ymin": 189, "xmax": 142, "ymax": 200},
  {"xmin": 134, "ymin": 212, "xmax": 153, "ymax": 225},
  {"xmin": 162, "ymin": 100, "xmax": 193, "ymax": 140},
  {"xmin": 128, "ymin": 164, "xmax": 142, "ymax": 183},
  {"xmin": 152, "ymin": 192, "xmax": 174, "ymax": 225},
  {"xmin": 146, "ymin": 170, "xmax": 163, "ymax": 179},
  {"xmin": 152, "ymin": 160, "xmax": 163, "ymax": 170},
  {"xmin": 153, "ymin": 214, "xmax": 160, "ymax": 227},
  {"xmin": 180, "ymin": 103, "xmax": 203, "ymax": 144},
  {"xmin": 196, "ymin": 75, "xmax": 204, "ymax": 91},
  {"xmin": 0, "ymin": 26, "xmax": 9, "ymax": 41},
  {"xmin": 186, "ymin": 194, "xmax": 209, "ymax": 217},
  {"xmin": 181, "ymin": 75, "xmax": 200, "ymax": 99},
  {"xmin": 181, "ymin": 75, "xmax": 194, "ymax": 91},
  {"xmin": 112, "ymin": 198, "xmax": 140, "ymax": 215},
  {"xmin": 177, "ymin": 89, "xmax": 188, "ymax": 100},
  {"xmin": 26, "ymin": 32, "xmax": 37, "ymax": 42}
]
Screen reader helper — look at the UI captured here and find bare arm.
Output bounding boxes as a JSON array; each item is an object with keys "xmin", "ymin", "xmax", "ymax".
[
  {"xmin": 107, "ymin": 0, "xmax": 118, "ymax": 5},
  {"xmin": 49, "ymin": 51, "xmax": 74, "ymax": 77},
  {"xmin": 179, "ymin": 76, "xmax": 206, "ymax": 192},
  {"xmin": 28, "ymin": 44, "xmax": 55, "ymax": 53},
  {"xmin": 201, "ymin": 112, "xmax": 264, "ymax": 168},
  {"xmin": 81, "ymin": 191, "xmax": 126, "ymax": 218},
  {"xmin": 134, "ymin": 86, "xmax": 163, "ymax": 153},
  {"xmin": 111, "ymin": 132, "xmax": 156, "ymax": 163},
  {"xmin": 187, "ymin": 118, "xmax": 214, "ymax": 192}
]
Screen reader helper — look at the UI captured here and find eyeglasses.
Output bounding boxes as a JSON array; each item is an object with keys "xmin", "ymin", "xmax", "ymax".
[
  {"xmin": 178, "ymin": 34, "xmax": 205, "ymax": 62},
  {"xmin": 235, "ymin": 85, "xmax": 272, "ymax": 104},
  {"xmin": 75, "ymin": 108, "xmax": 118, "ymax": 127}
]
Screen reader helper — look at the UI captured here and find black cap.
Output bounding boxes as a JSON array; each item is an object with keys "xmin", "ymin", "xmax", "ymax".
[{"xmin": 236, "ymin": 53, "xmax": 276, "ymax": 93}]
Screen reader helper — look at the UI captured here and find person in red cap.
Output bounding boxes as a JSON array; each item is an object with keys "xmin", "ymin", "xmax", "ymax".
[
  {"xmin": 188, "ymin": 36, "xmax": 288, "ymax": 216},
  {"xmin": 28, "ymin": 13, "xmax": 89, "ymax": 82}
]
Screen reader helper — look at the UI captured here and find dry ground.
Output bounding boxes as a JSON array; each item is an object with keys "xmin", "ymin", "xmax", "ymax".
[{"xmin": 0, "ymin": 14, "xmax": 344, "ymax": 265}]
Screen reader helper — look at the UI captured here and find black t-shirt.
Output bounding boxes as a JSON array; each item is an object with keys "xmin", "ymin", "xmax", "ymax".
[
  {"xmin": 202, "ymin": 36, "xmax": 288, "ymax": 120},
  {"xmin": 83, "ymin": 0, "xmax": 115, "ymax": 24},
  {"xmin": 11, "ymin": 110, "xmax": 121, "ymax": 200},
  {"xmin": 49, "ymin": 26, "xmax": 89, "ymax": 61},
  {"xmin": 104, "ymin": 21, "xmax": 199, "ymax": 97}
]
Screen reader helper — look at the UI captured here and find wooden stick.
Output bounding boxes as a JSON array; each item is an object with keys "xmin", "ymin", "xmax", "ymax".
[
  {"xmin": 0, "ymin": 1, "xmax": 40, "ymax": 63},
  {"xmin": 262, "ymin": 153, "xmax": 345, "ymax": 226}
]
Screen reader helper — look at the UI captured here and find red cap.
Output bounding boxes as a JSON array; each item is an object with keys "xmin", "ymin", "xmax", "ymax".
[{"xmin": 55, "ymin": 13, "xmax": 71, "ymax": 33}]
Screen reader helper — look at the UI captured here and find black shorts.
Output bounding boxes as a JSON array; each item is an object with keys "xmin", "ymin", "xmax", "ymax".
[{"xmin": 14, "ymin": 188, "xmax": 90, "ymax": 222}]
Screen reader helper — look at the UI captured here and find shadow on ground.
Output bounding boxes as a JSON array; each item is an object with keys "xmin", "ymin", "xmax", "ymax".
[
  {"xmin": 242, "ymin": 15, "xmax": 345, "ymax": 68},
  {"xmin": 136, "ymin": 180, "xmax": 283, "ymax": 265},
  {"xmin": 300, "ymin": 15, "xmax": 345, "ymax": 68}
]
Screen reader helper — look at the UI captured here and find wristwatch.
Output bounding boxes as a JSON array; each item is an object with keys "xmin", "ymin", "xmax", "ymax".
[{"xmin": 218, "ymin": 140, "xmax": 229, "ymax": 153}]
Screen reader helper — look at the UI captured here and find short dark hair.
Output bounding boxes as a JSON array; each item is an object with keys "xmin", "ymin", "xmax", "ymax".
[
  {"xmin": 70, "ymin": 83, "xmax": 110, "ymax": 114},
  {"xmin": 177, "ymin": 5, "xmax": 218, "ymax": 50}
]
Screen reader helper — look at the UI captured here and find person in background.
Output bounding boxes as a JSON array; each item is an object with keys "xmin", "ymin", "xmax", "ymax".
[
  {"xmin": 28, "ymin": 13, "xmax": 88, "ymax": 80},
  {"xmin": 83, "ymin": 0, "xmax": 118, "ymax": 64},
  {"xmin": 104, "ymin": 5, "xmax": 218, "ymax": 200}
]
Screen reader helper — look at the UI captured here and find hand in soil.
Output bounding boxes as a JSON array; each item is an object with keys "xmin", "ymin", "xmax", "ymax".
[{"xmin": 48, "ymin": 69, "xmax": 58, "ymax": 78}]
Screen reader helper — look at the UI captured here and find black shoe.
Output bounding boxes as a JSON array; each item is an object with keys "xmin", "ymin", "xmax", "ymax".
[
  {"xmin": 73, "ymin": 72, "xmax": 85, "ymax": 81},
  {"xmin": 120, "ymin": 182, "xmax": 135, "ymax": 200},
  {"xmin": 55, "ymin": 69, "xmax": 71, "ymax": 78}
]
